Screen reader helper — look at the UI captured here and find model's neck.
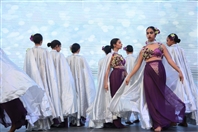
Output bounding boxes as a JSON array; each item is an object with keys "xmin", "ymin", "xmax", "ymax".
[
  {"xmin": 113, "ymin": 48, "xmax": 119, "ymax": 52},
  {"xmin": 35, "ymin": 44, "xmax": 41, "ymax": 46}
]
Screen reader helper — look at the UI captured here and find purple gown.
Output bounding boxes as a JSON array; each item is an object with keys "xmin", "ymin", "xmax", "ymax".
[
  {"xmin": 142, "ymin": 44, "xmax": 185, "ymax": 129},
  {"xmin": 109, "ymin": 52, "xmax": 126, "ymax": 128}
]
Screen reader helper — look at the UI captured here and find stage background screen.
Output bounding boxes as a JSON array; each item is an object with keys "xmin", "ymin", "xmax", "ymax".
[{"xmin": 1, "ymin": 0, "xmax": 198, "ymax": 86}]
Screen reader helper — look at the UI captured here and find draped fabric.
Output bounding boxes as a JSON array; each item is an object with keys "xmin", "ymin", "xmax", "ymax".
[
  {"xmin": 66, "ymin": 54, "xmax": 96, "ymax": 121},
  {"xmin": 87, "ymin": 54, "xmax": 113, "ymax": 128},
  {"xmin": 163, "ymin": 44, "xmax": 198, "ymax": 125},
  {"xmin": 125, "ymin": 54, "xmax": 136, "ymax": 74},
  {"xmin": 0, "ymin": 48, "xmax": 45, "ymax": 127},
  {"xmin": 108, "ymin": 57, "xmax": 152, "ymax": 129},
  {"xmin": 87, "ymin": 52, "xmax": 138, "ymax": 128},
  {"xmin": 124, "ymin": 54, "xmax": 139, "ymax": 121},
  {"xmin": 24, "ymin": 46, "xmax": 63, "ymax": 130},
  {"xmin": 108, "ymin": 44, "xmax": 190, "ymax": 129},
  {"xmin": 50, "ymin": 50, "xmax": 77, "ymax": 117},
  {"xmin": 144, "ymin": 60, "xmax": 185, "ymax": 129}
]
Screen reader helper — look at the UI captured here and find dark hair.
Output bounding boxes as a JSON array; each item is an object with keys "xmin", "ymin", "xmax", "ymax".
[
  {"xmin": 146, "ymin": 26, "xmax": 160, "ymax": 35},
  {"xmin": 168, "ymin": 33, "xmax": 181, "ymax": 43},
  {"xmin": 30, "ymin": 33, "xmax": 43, "ymax": 44},
  {"xmin": 110, "ymin": 38, "xmax": 120, "ymax": 49},
  {"xmin": 47, "ymin": 40, "xmax": 61, "ymax": 49},
  {"xmin": 102, "ymin": 45, "xmax": 111, "ymax": 54},
  {"xmin": 126, "ymin": 45, "xmax": 133, "ymax": 52},
  {"xmin": 71, "ymin": 43, "xmax": 80, "ymax": 53}
]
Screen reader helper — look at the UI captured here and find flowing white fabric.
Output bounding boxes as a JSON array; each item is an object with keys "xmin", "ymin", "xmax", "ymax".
[
  {"xmin": 66, "ymin": 54, "xmax": 96, "ymax": 122},
  {"xmin": 24, "ymin": 46, "xmax": 63, "ymax": 130},
  {"xmin": 87, "ymin": 54, "xmax": 113, "ymax": 128},
  {"xmin": 163, "ymin": 44, "xmax": 198, "ymax": 125},
  {"xmin": 123, "ymin": 54, "xmax": 139, "ymax": 122},
  {"xmin": 0, "ymin": 48, "xmax": 44, "ymax": 126},
  {"xmin": 108, "ymin": 56, "xmax": 152, "ymax": 129},
  {"xmin": 125, "ymin": 54, "xmax": 136, "ymax": 74},
  {"xmin": 50, "ymin": 50, "xmax": 77, "ymax": 117}
]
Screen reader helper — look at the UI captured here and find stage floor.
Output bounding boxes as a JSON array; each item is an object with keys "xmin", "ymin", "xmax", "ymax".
[{"xmin": 1, "ymin": 123, "xmax": 198, "ymax": 132}]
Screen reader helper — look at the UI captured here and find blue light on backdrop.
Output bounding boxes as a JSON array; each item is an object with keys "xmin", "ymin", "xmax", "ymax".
[{"xmin": 1, "ymin": 0, "xmax": 197, "ymax": 85}]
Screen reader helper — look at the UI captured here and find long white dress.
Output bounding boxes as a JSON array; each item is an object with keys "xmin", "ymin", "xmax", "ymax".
[
  {"xmin": 163, "ymin": 44, "xmax": 198, "ymax": 125},
  {"xmin": 24, "ymin": 46, "xmax": 63, "ymax": 130},
  {"xmin": 123, "ymin": 54, "xmax": 139, "ymax": 122},
  {"xmin": 125, "ymin": 54, "xmax": 136, "ymax": 74},
  {"xmin": 108, "ymin": 54, "xmax": 152, "ymax": 129},
  {"xmin": 50, "ymin": 50, "xmax": 77, "ymax": 117},
  {"xmin": 87, "ymin": 54, "xmax": 113, "ymax": 128},
  {"xmin": 66, "ymin": 53, "xmax": 96, "ymax": 125},
  {"xmin": 0, "ymin": 48, "xmax": 45, "ymax": 126}
]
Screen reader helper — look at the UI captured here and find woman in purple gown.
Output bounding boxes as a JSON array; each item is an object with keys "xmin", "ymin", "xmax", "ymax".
[
  {"xmin": 125, "ymin": 26, "xmax": 186, "ymax": 131},
  {"xmin": 104, "ymin": 38, "xmax": 127, "ymax": 128}
]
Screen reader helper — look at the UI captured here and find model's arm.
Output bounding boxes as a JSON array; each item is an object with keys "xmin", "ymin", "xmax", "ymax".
[{"xmin": 125, "ymin": 51, "xmax": 143, "ymax": 85}]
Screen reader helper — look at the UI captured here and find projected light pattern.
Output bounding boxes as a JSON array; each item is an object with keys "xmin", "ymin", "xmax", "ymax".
[{"xmin": 1, "ymin": 0, "xmax": 197, "ymax": 85}]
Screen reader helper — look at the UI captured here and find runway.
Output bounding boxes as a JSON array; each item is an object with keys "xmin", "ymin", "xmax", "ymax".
[{"xmin": 1, "ymin": 123, "xmax": 198, "ymax": 132}]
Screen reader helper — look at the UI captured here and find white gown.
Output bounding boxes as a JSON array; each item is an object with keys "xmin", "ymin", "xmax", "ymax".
[
  {"xmin": 66, "ymin": 53, "xmax": 96, "ymax": 123},
  {"xmin": 163, "ymin": 44, "xmax": 198, "ymax": 125},
  {"xmin": 0, "ymin": 48, "xmax": 45, "ymax": 126},
  {"xmin": 124, "ymin": 54, "xmax": 139, "ymax": 122},
  {"xmin": 24, "ymin": 46, "xmax": 63, "ymax": 130},
  {"xmin": 50, "ymin": 50, "xmax": 77, "ymax": 117},
  {"xmin": 108, "ymin": 55, "xmax": 152, "ymax": 129},
  {"xmin": 125, "ymin": 54, "xmax": 136, "ymax": 74},
  {"xmin": 86, "ymin": 54, "xmax": 113, "ymax": 128}
]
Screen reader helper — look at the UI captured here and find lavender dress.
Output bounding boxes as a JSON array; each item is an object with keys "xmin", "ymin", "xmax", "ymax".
[
  {"xmin": 142, "ymin": 44, "xmax": 185, "ymax": 129},
  {"xmin": 109, "ymin": 52, "xmax": 126, "ymax": 128}
]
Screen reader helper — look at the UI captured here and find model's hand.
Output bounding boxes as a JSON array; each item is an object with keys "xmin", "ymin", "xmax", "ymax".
[
  {"xmin": 104, "ymin": 82, "xmax": 108, "ymax": 90},
  {"xmin": 125, "ymin": 77, "xmax": 131, "ymax": 85},
  {"xmin": 179, "ymin": 71, "xmax": 184, "ymax": 84}
]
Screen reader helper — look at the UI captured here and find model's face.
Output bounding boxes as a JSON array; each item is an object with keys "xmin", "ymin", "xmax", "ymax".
[
  {"xmin": 166, "ymin": 37, "xmax": 174, "ymax": 46},
  {"xmin": 146, "ymin": 28, "xmax": 156, "ymax": 41},
  {"xmin": 114, "ymin": 40, "xmax": 122, "ymax": 49},
  {"xmin": 56, "ymin": 45, "xmax": 61, "ymax": 52}
]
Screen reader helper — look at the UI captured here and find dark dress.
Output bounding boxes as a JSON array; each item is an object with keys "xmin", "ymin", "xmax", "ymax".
[
  {"xmin": 0, "ymin": 98, "xmax": 27, "ymax": 129},
  {"xmin": 109, "ymin": 52, "xmax": 126, "ymax": 128},
  {"xmin": 142, "ymin": 44, "xmax": 185, "ymax": 129}
]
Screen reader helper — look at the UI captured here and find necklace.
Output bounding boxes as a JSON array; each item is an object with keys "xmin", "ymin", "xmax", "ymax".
[{"xmin": 145, "ymin": 40, "xmax": 157, "ymax": 45}]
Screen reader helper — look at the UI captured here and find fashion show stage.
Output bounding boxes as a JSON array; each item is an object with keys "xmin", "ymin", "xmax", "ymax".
[{"xmin": 1, "ymin": 123, "xmax": 198, "ymax": 132}]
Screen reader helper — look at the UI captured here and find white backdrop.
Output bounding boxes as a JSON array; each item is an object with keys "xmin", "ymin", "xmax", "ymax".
[{"xmin": 1, "ymin": 0, "xmax": 197, "ymax": 85}]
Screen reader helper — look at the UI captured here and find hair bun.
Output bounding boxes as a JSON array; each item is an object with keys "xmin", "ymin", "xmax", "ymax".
[
  {"xmin": 155, "ymin": 27, "xmax": 160, "ymax": 34},
  {"xmin": 47, "ymin": 43, "xmax": 51, "ymax": 47},
  {"xmin": 177, "ymin": 39, "xmax": 181, "ymax": 43},
  {"xmin": 30, "ymin": 34, "xmax": 34, "ymax": 42}
]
